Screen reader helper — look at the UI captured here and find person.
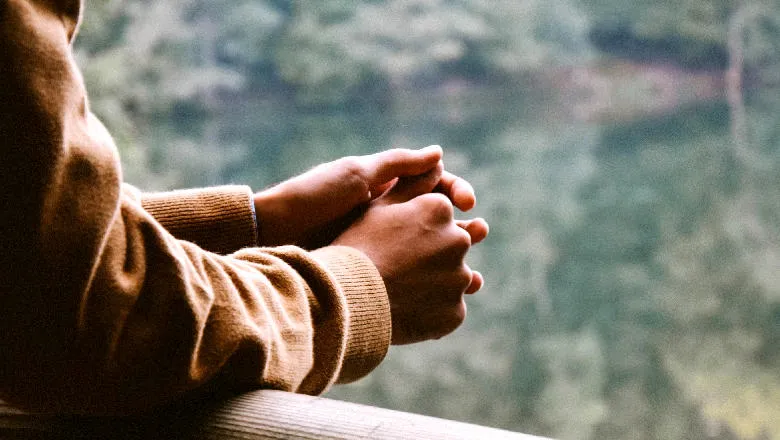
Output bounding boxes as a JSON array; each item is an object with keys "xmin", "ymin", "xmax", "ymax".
[{"xmin": 0, "ymin": 0, "xmax": 489, "ymax": 416}]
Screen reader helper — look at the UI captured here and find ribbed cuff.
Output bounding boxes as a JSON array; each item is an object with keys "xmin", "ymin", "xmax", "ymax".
[
  {"xmin": 140, "ymin": 186, "xmax": 258, "ymax": 255},
  {"xmin": 311, "ymin": 246, "xmax": 391, "ymax": 384}
]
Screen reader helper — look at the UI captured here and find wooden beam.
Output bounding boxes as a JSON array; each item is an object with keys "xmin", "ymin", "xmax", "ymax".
[{"xmin": 1, "ymin": 390, "xmax": 549, "ymax": 439}]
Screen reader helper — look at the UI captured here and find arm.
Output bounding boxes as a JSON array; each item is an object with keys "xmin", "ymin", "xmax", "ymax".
[
  {"xmin": 0, "ymin": 0, "xmax": 389, "ymax": 414},
  {"xmin": 135, "ymin": 147, "xmax": 477, "ymax": 253},
  {"xmin": 132, "ymin": 185, "xmax": 259, "ymax": 255}
]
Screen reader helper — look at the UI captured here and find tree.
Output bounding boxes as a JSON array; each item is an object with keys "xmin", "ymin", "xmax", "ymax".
[{"xmin": 275, "ymin": 0, "xmax": 591, "ymax": 105}]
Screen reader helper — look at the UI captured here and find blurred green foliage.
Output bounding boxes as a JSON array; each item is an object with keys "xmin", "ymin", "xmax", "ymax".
[
  {"xmin": 275, "ymin": 0, "xmax": 591, "ymax": 104},
  {"xmin": 74, "ymin": 0, "xmax": 780, "ymax": 439}
]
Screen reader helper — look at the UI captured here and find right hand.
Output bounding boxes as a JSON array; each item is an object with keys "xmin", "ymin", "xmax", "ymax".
[{"xmin": 332, "ymin": 162, "xmax": 489, "ymax": 345}]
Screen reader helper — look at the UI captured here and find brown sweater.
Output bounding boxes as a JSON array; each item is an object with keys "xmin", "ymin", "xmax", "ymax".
[{"xmin": 0, "ymin": 0, "xmax": 391, "ymax": 415}]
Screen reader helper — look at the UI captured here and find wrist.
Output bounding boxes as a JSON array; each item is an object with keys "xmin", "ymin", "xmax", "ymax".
[
  {"xmin": 310, "ymin": 246, "xmax": 391, "ymax": 384},
  {"xmin": 253, "ymin": 186, "xmax": 291, "ymax": 246}
]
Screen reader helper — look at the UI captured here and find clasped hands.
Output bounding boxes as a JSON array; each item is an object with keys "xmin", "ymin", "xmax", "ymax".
[{"xmin": 253, "ymin": 145, "xmax": 489, "ymax": 345}]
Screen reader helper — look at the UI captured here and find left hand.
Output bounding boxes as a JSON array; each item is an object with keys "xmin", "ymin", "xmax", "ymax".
[
  {"xmin": 332, "ymin": 166, "xmax": 488, "ymax": 344},
  {"xmin": 253, "ymin": 145, "xmax": 477, "ymax": 248}
]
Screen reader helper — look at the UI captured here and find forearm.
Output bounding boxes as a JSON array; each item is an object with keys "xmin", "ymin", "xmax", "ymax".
[
  {"xmin": 133, "ymin": 185, "xmax": 258, "ymax": 254},
  {"xmin": 0, "ymin": 0, "xmax": 390, "ymax": 415}
]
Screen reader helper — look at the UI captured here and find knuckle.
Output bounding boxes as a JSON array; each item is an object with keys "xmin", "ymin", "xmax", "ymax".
[
  {"xmin": 437, "ymin": 301, "xmax": 467, "ymax": 338},
  {"xmin": 453, "ymin": 301, "xmax": 467, "ymax": 326},
  {"xmin": 455, "ymin": 265, "xmax": 472, "ymax": 290},
  {"xmin": 339, "ymin": 156, "xmax": 364, "ymax": 177},
  {"xmin": 452, "ymin": 227, "xmax": 472, "ymax": 253},
  {"xmin": 418, "ymin": 193, "xmax": 453, "ymax": 220},
  {"xmin": 338, "ymin": 157, "xmax": 369, "ymax": 191}
]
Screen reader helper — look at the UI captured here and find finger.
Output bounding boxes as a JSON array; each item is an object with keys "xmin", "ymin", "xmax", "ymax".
[
  {"xmin": 456, "ymin": 218, "xmax": 489, "ymax": 245},
  {"xmin": 435, "ymin": 171, "xmax": 476, "ymax": 211},
  {"xmin": 371, "ymin": 178, "xmax": 397, "ymax": 199},
  {"xmin": 465, "ymin": 270, "xmax": 484, "ymax": 294},
  {"xmin": 363, "ymin": 145, "xmax": 443, "ymax": 194},
  {"xmin": 379, "ymin": 161, "xmax": 443, "ymax": 205}
]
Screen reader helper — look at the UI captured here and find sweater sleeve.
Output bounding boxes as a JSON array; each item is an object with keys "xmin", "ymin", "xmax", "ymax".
[
  {"xmin": 131, "ymin": 185, "xmax": 259, "ymax": 255},
  {"xmin": 0, "ymin": 0, "xmax": 391, "ymax": 415}
]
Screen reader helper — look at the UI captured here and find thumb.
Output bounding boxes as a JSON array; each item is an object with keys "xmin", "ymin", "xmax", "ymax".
[
  {"xmin": 365, "ymin": 145, "xmax": 443, "ymax": 194},
  {"xmin": 379, "ymin": 161, "xmax": 443, "ymax": 205}
]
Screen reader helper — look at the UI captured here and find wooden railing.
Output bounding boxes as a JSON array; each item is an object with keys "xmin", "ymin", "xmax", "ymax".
[{"xmin": 1, "ymin": 390, "xmax": 549, "ymax": 439}]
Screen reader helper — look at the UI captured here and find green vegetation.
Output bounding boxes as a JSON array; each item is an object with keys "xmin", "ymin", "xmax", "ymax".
[{"xmin": 75, "ymin": 1, "xmax": 780, "ymax": 438}]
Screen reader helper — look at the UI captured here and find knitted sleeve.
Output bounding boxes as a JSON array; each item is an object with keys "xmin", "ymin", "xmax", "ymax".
[
  {"xmin": 130, "ymin": 185, "xmax": 259, "ymax": 255},
  {"xmin": 0, "ymin": 0, "xmax": 391, "ymax": 415}
]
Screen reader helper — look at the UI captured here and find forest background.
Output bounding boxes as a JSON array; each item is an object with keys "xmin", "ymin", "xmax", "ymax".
[{"xmin": 74, "ymin": 1, "xmax": 780, "ymax": 439}]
